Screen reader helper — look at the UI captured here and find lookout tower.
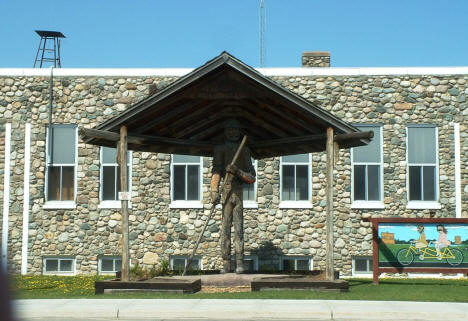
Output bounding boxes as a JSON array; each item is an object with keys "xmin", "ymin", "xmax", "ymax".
[{"xmin": 33, "ymin": 30, "xmax": 65, "ymax": 68}]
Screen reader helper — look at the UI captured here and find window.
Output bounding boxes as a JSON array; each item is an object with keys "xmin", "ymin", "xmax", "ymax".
[
  {"xmin": 98, "ymin": 256, "xmax": 122, "ymax": 274},
  {"xmin": 170, "ymin": 155, "xmax": 202, "ymax": 208},
  {"xmin": 407, "ymin": 126, "xmax": 439, "ymax": 207},
  {"xmin": 351, "ymin": 125, "xmax": 383, "ymax": 208},
  {"xmin": 45, "ymin": 125, "xmax": 77, "ymax": 207},
  {"xmin": 352, "ymin": 256, "xmax": 373, "ymax": 275},
  {"xmin": 43, "ymin": 257, "xmax": 75, "ymax": 274},
  {"xmin": 170, "ymin": 256, "xmax": 201, "ymax": 271},
  {"xmin": 230, "ymin": 256, "xmax": 258, "ymax": 272},
  {"xmin": 280, "ymin": 154, "xmax": 311, "ymax": 208},
  {"xmin": 99, "ymin": 147, "xmax": 131, "ymax": 208},
  {"xmin": 243, "ymin": 158, "xmax": 257, "ymax": 208},
  {"xmin": 258, "ymin": 261, "xmax": 281, "ymax": 272},
  {"xmin": 281, "ymin": 256, "xmax": 313, "ymax": 271}
]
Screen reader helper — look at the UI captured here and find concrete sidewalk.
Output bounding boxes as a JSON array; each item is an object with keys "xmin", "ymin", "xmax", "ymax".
[{"xmin": 14, "ymin": 299, "xmax": 468, "ymax": 321}]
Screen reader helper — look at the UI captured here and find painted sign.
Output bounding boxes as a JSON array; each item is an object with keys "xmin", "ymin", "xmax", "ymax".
[
  {"xmin": 378, "ymin": 223, "xmax": 468, "ymax": 268},
  {"xmin": 365, "ymin": 218, "xmax": 468, "ymax": 284}
]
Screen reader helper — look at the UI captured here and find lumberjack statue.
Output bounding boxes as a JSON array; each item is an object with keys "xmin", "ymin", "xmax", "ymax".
[{"xmin": 210, "ymin": 119, "xmax": 256, "ymax": 273}]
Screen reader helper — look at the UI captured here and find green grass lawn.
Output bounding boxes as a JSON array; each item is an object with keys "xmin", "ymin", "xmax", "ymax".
[{"xmin": 10, "ymin": 275, "xmax": 468, "ymax": 302}]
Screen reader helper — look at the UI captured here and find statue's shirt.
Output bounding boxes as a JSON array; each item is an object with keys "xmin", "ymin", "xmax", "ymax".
[{"xmin": 212, "ymin": 142, "xmax": 255, "ymax": 186}]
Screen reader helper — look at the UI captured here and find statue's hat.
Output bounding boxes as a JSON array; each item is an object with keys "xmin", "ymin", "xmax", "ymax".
[{"xmin": 224, "ymin": 119, "xmax": 244, "ymax": 129}]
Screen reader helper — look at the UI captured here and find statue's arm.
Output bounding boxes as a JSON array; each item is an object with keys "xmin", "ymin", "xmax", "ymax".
[
  {"xmin": 210, "ymin": 173, "xmax": 221, "ymax": 204},
  {"xmin": 211, "ymin": 173, "xmax": 221, "ymax": 192},
  {"xmin": 211, "ymin": 146, "xmax": 223, "ymax": 204},
  {"xmin": 241, "ymin": 146, "xmax": 256, "ymax": 184},
  {"xmin": 226, "ymin": 147, "xmax": 256, "ymax": 184},
  {"xmin": 237, "ymin": 169, "xmax": 256, "ymax": 184}
]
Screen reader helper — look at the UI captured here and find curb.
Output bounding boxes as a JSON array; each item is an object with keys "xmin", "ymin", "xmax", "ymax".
[{"xmin": 14, "ymin": 299, "xmax": 468, "ymax": 321}]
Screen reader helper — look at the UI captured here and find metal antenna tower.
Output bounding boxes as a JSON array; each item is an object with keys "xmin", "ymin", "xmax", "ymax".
[
  {"xmin": 33, "ymin": 30, "xmax": 65, "ymax": 68},
  {"xmin": 259, "ymin": 0, "xmax": 266, "ymax": 67}
]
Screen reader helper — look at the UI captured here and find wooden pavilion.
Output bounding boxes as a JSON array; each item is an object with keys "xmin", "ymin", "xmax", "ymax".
[{"xmin": 80, "ymin": 52, "xmax": 373, "ymax": 281}]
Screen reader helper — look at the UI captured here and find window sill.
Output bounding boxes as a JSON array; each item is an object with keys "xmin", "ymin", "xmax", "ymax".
[
  {"xmin": 43, "ymin": 201, "xmax": 77, "ymax": 210},
  {"xmin": 243, "ymin": 201, "xmax": 258, "ymax": 209},
  {"xmin": 279, "ymin": 201, "xmax": 312, "ymax": 209},
  {"xmin": 351, "ymin": 272, "xmax": 372, "ymax": 277},
  {"xmin": 98, "ymin": 201, "xmax": 132, "ymax": 209},
  {"xmin": 406, "ymin": 201, "xmax": 441, "ymax": 210},
  {"xmin": 98, "ymin": 271, "xmax": 120, "ymax": 275},
  {"xmin": 351, "ymin": 201, "xmax": 385, "ymax": 209},
  {"xmin": 169, "ymin": 201, "xmax": 204, "ymax": 209}
]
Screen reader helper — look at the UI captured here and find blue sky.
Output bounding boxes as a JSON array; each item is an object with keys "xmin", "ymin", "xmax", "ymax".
[
  {"xmin": 1, "ymin": 0, "xmax": 467, "ymax": 68},
  {"xmin": 380, "ymin": 224, "xmax": 468, "ymax": 243}
]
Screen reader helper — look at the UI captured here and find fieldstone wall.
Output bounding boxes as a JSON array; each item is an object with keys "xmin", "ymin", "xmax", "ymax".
[
  {"xmin": 0, "ymin": 71, "xmax": 467, "ymax": 275},
  {"xmin": 302, "ymin": 52, "xmax": 331, "ymax": 67},
  {"xmin": 0, "ymin": 122, "xmax": 5, "ymax": 264}
]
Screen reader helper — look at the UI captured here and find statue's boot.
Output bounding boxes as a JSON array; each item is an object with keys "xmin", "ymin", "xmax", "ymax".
[
  {"xmin": 221, "ymin": 260, "xmax": 230, "ymax": 274},
  {"xmin": 235, "ymin": 259, "xmax": 244, "ymax": 274}
]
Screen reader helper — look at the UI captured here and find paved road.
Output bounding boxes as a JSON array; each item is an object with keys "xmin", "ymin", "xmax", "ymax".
[{"xmin": 14, "ymin": 299, "xmax": 468, "ymax": 321}]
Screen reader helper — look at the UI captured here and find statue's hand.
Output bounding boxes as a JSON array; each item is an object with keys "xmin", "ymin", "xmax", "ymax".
[
  {"xmin": 211, "ymin": 191, "xmax": 220, "ymax": 205},
  {"xmin": 226, "ymin": 164, "xmax": 238, "ymax": 175}
]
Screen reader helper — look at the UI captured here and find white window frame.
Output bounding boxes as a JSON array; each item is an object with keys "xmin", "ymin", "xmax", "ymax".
[
  {"xmin": 280, "ymin": 256, "xmax": 313, "ymax": 271},
  {"xmin": 98, "ymin": 256, "xmax": 122, "ymax": 274},
  {"xmin": 170, "ymin": 155, "xmax": 203, "ymax": 208},
  {"xmin": 43, "ymin": 125, "xmax": 78, "ymax": 209},
  {"xmin": 351, "ymin": 124, "xmax": 384, "ymax": 209},
  {"xmin": 43, "ymin": 257, "xmax": 76, "ymax": 275},
  {"xmin": 279, "ymin": 154, "xmax": 312, "ymax": 208},
  {"xmin": 98, "ymin": 147, "xmax": 133, "ymax": 209},
  {"xmin": 406, "ymin": 125, "xmax": 441, "ymax": 210},
  {"xmin": 230, "ymin": 255, "xmax": 259, "ymax": 271},
  {"xmin": 352, "ymin": 256, "xmax": 373, "ymax": 276},
  {"xmin": 169, "ymin": 255, "xmax": 202, "ymax": 271},
  {"xmin": 243, "ymin": 159, "xmax": 258, "ymax": 208}
]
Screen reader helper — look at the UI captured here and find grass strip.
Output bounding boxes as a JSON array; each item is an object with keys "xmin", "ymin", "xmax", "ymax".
[{"xmin": 10, "ymin": 275, "xmax": 468, "ymax": 302}]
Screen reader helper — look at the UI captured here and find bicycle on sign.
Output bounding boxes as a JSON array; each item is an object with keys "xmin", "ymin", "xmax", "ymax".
[{"xmin": 396, "ymin": 241, "xmax": 464, "ymax": 266}]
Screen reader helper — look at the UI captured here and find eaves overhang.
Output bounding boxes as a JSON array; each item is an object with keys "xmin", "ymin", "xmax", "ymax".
[{"xmin": 82, "ymin": 52, "xmax": 372, "ymax": 158}]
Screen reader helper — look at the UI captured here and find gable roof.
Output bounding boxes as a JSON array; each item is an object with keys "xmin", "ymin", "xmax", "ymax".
[{"xmin": 82, "ymin": 52, "xmax": 371, "ymax": 158}]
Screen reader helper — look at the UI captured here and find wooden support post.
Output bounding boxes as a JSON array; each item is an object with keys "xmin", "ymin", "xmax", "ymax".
[
  {"xmin": 119, "ymin": 125, "xmax": 130, "ymax": 282},
  {"xmin": 334, "ymin": 142, "xmax": 339, "ymax": 166},
  {"xmin": 326, "ymin": 127, "xmax": 335, "ymax": 281},
  {"xmin": 371, "ymin": 221, "xmax": 380, "ymax": 285}
]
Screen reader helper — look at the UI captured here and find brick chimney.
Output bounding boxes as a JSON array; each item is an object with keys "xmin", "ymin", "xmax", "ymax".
[{"xmin": 302, "ymin": 51, "xmax": 330, "ymax": 67}]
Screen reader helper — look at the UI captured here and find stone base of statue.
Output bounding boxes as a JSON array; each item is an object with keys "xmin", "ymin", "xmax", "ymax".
[
  {"xmin": 94, "ymin": 277, "xmax": 201, "ymax": 294},
  {"xmin": 95, "ymin": 270, "xmax": 347, "ymax": 294},
  {"xmin": 251, "ymin": 272, "xmax": 348, "ymax": 292}
]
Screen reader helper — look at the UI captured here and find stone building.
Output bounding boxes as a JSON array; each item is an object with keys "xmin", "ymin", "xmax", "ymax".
[{"xmin": 1, "ymin": 51, "xmax": 467, "ymax": 276}]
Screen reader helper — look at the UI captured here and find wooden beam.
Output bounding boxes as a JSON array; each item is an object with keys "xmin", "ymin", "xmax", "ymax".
[
  {"xmin": 326, "ymin": 127, "xmax": 335, "ymax": 281},
  {"xmin": 255, "ymin": 134, "xmax": 325, "ymax": 148},
  {"xmin": 119, "ymin": 125, "xmax": 130, "ymax": 282},
  {"xmin": 133, "ymin": 99, "xmax": 208, "ymax": 134},
  {"xmin": 227, "ymin": 103, "xmax": 306, "ymax": 137},
  {"xmin": 82, "ymin": 127, "xmax": 372, "ymax": 149},
  {"xmin": 223, "ymin": 107, "xmax": 292, "ymax": 137},
  {"xmin": 141, "ymin": 144, "xmax": 213, "ymax": 157},
  {"xmin": 257, "ymin": 97, "xmax": 321, "ymax": 134},
  {"xmin": 334, "ymin": 130, "xmax": 373, "ymax": 142},
  {"xmin": 254, "ymin": 131, "xmax": 373, "ymax": 149},
  {"xmin": 172, "ymin": 109, "xmax": 283, "ymax": 140},
  {"xmin": 80, "ymin": 128, "xmax": 216, "ymax": 149},
  {"xmin": 188, "ymin": 114, "xmax": 266, "ymax": 141},
  {"xmin": 187, "ymin": 120, "xmax": 230, "ymax": 141},
  {"xmin": 160, "ymin": 100, "xmax": 223, "ymax": 136}
]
